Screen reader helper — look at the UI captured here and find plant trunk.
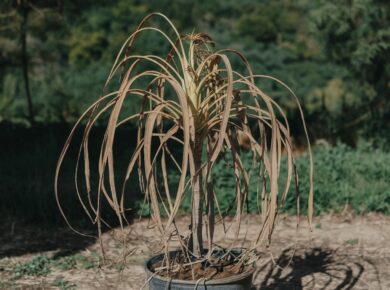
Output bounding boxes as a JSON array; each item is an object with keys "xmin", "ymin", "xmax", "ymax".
[
  {"xmin": 191, "ymin": 133, "xmax": 204, "ymax": 257},
  {"xmin": 20, "ymin": 1, "xmax": 35, "ymax": 126}
]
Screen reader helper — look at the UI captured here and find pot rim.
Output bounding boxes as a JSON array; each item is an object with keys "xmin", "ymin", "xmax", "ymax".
[{"xmin": 144, "ymin": 250, "xmax": 254, "ymax": 285}]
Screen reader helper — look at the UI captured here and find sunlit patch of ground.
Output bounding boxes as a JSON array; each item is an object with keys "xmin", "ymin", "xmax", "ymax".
[{"xmin": 1, "ymin": 213, "xmax": 389, "ymax": 289}]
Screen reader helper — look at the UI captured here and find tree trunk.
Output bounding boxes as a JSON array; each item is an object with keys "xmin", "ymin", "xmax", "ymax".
[
  {"xmin": 20, "ymin": 1, "xmax": 35, "ymax": 126},
  {"xmin": 191, "ymin": 133, "xmax": 204, "ymax": 257}
]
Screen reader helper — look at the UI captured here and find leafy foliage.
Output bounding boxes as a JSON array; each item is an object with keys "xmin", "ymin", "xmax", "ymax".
[
  {"xmin": 299, "ymin": 142, "xmax": 390, "ymax": 215},
  {"xmin": 14, "ymin": 256, "xmax": 51, "ymax": 278},
  {"xmin": 188, "ymin": 142, "xmax": 390, "ymax": 215},
  {"xmin": 312, "ymin": 0, "xmax": 390, "ymax": 140},
  {"xmin": 0, "ymin": 0, "xmax": 388, "ymax": 145}
]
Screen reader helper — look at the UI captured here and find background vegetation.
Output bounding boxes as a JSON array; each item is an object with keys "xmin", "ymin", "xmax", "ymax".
[{"xmin": 0, "ymin": 0, "xmax": 389, "ymax": 224}]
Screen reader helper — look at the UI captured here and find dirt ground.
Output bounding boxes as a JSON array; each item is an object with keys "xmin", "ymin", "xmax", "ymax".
[{"xmin": 1, "ymin": 213, "xmax": 389, "ymax": 289}]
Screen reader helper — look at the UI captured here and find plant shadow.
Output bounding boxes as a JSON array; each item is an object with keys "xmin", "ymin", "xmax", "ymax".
[{"xmin": 253, "ymin": 247, "xmax": 364, "ymax": 290}]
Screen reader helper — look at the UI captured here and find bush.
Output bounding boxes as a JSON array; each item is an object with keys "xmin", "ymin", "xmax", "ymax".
[
  {"xmin": 297, "ymin": 142, "xmax": 390, "ymax": 215},
  {"xmin": 176, "ymin": 142, "xmax": 390, "ymax": 216}
]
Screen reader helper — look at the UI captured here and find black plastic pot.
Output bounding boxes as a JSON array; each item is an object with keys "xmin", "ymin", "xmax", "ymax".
[{"xmin": 144, "ymin": 251, "xmax": 253, "ymax": 290}]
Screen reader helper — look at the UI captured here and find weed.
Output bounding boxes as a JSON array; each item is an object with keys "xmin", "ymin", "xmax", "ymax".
[
  {"xmin": 53, "ymin": 256, "xmax": 78, "ymax": 271},
  {"xmin": 0, "ymin": 281, "xmax": 17, "ymax": 290},
  {"xmin": 69, "ymin": 254, "xmax": 97, "ymax": 270},
  {"xmin": 113, "ymin": 262, "xmax": 126, "ymax": 272},
  {"xmin": 345, "ymin": 239, "xmax": 359, "ymax": 246},
  {"xmin": 52, "ymin": 254, "xmax": 98, "ymax": 271},
  {"xmin": 13, "ymin": 255, "xmax": 51, "ymax": 278},
  {"xmin": 52, "ymin": 278, "xmax": 76, "ymax": 290}
]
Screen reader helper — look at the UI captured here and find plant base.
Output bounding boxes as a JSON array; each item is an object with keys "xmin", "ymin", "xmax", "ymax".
[{"xmin": 144, "ymin": 251, "xmax": 253, "ymax": 290}]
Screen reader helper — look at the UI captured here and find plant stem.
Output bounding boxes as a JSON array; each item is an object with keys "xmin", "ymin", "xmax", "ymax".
[{"xmin": 191, "ymin": 132, "xmax": 204, "ymax": 257}]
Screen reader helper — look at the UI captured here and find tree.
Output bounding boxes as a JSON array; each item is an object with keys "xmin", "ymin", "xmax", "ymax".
[
  {"xmin": 0, "ymin": 0, "xmax": 66, "ymax": 125},
  {"xmin": 18, "ymin": 0, "xmax": 35, "ymax": 125},
  {"xmin": 314, "ymin": 0, "xmax": 390, "ymax": 135}
]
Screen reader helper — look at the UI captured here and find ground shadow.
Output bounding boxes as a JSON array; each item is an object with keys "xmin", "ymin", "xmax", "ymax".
[
  {"xmin": 0, "ymin": 123, "xmax": 142, "ymax": 259},
  {"xmin": 0, "ymin": 218, "xmax": 98, "ymax": 259},
  {"xmin": 253, "ymin": 247, "xmax": 364, "ymax": 290}
]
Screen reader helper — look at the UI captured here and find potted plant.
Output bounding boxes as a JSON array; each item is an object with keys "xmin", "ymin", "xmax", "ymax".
[{"xmin": 55, "ymin": 13, "xmax": 313, "ymax": 289}]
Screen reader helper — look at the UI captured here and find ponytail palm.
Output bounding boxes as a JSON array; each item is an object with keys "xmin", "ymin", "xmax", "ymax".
[{"xmin": 55, "ymin": 13, "xmax": 313, "ymax": 272}]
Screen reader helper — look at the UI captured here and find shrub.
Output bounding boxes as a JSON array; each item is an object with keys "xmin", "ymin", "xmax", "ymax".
[{"xmin": 175, "ymin": 142, "xmax": 390, "ymax": 215}]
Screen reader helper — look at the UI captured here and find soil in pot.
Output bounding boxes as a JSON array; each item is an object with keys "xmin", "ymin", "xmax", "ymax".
[{"xmin": 149, "ymin": 249, "xmax": 253, "ymax": 281}]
